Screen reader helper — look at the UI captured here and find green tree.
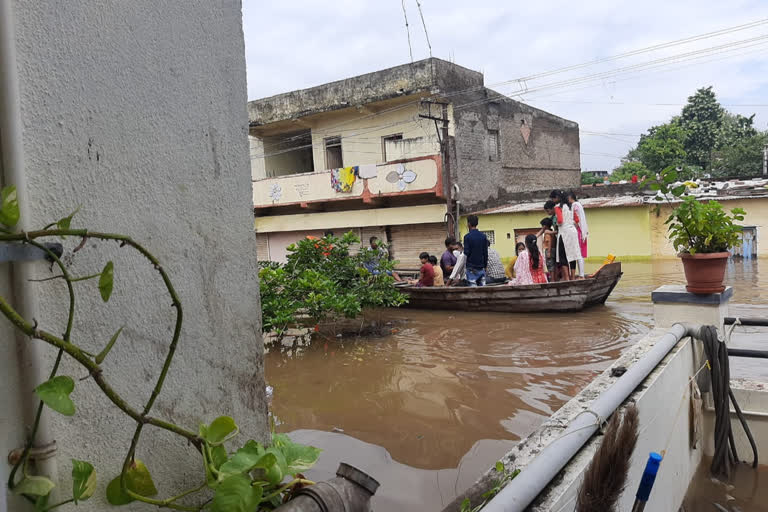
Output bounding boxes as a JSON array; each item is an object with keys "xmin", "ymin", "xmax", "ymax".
[
  {"xmin": 678, "ymin": 86, "xmax": 724, "ymax": 169},
  {"xmin": 581, "ymin": 173, "xmax": 604, "ymax": 185},
  {"xmin": 609, "ymin": 161, "xmax": 651, "ymax": 182},
  {"xmin": 635, "ymin": 123, "xmax": 687, "ymax": 172},
  {"xmin": 259, "ymin": 232, "xmax": 407, "ymax": 336},
  {"xmin": 713, "ymin": 132, "xmax": 768, "ymax": 178}
]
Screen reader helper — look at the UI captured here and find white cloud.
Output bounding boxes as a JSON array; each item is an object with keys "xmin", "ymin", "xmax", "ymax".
[{"xmin": 243, "ymin": 1, "xmax": 768, "ymax": 170}]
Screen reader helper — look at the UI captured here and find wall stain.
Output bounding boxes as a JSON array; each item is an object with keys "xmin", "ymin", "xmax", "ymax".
[{"xmin": 209, "ymin": 126, "xmax": 221, "ymax": 179}]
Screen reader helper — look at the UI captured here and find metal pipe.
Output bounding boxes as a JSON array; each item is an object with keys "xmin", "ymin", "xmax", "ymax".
[
  {"xmin": 273, "ymin": 463, "xmax": 379, "ymax": 512},
  {"xmin": 724, "ymin": 317, "xmax": 768, "ymax": 326},
  {"xmin": 0, "ymin": 0, "xmax": 59, "ymax": 490},
  {"xmin": 483, "ymin": 323, "xmax": 700, "ymax": 512},
  {"xmin": 728, "ymin": 348, "xmax": 768, "ymax": 359},
  {"xmin": 452, "ymin": 183, "xmax": 460, "ymax": 241}
]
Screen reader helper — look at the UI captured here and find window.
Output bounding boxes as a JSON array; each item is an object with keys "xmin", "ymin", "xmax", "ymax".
[
  {"xmin": 488, "ymin": 130, "xmax": 500, "ymax": 160},
  {"xmin": 324, "ymin": 136, "xmax": 343, "ymax": 169},
  {"xmin": 481, "ymin": 230, "xmax": 495, "ymax": 245},
  {"xmin": 382, "ymin": 133, "xmax": 404, "ymax": 162}
]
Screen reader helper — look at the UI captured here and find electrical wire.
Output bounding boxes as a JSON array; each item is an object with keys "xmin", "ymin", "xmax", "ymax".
[
  {"xmin": 415, "ymin": 0, "xmax": 432, "ymax": 58},
  {"xmin": 252, "ymin": 19, "xmax": 768, "ymax": 151},
  {"xmin": 251, "ymin": 23, "xmax": 768, "ymax": 160},
  {"xmin": 401, "ymin": 0, "xmax": 413, "ymax": 63}
]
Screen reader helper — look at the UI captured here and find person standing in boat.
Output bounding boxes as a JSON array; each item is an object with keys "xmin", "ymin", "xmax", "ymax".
[
  {"xmin": 567, "ymin": 191, "xmax": 589, "ymax": 263},
  {"xmin": 509, "ymin": 234, "xmax": 548, "ymax": 285},
  {"xmin": 463, "ymin": 215, "xmax": 488, "ymax": 287},
  {"xmin": 486, "ymin": 240, "xmax": 507, "ymax": 284},
  {"xmin": 537, "ymin": 217, "xmax": 557, "ymax": 281},
  {"xmin": 549, "ymin": 190, "xmax": 582, "ymax": 280}
]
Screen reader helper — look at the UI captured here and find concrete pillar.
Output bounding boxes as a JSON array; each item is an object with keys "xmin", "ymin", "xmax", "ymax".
[{"xmin": 651, "ymin": 285, "xmax": 732, "ymax": 334}]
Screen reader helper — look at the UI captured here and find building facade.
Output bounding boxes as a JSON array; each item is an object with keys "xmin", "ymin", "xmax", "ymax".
[
  {"xmin": 2, "ymin": 2, "xmax": 267, "ymax": 510},
  {"xmin": 249, "ymin": 58, "xmax": 580, "ymax": 268}
]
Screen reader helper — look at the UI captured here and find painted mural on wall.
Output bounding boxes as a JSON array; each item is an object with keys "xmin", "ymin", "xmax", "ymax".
[{"xmin": 385, "ymin": 163, "xmax": 418, "ymax": 191}]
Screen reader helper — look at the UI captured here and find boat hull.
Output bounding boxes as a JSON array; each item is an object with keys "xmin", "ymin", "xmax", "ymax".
[{"xmin": 400, "ymin": 262, "xmax": 622, "ymax": 313}]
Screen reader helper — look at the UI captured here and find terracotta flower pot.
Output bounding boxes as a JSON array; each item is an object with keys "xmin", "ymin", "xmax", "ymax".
[{"xmin": 679, "ymin": 252, "xmax": 730, "ymax": 294}]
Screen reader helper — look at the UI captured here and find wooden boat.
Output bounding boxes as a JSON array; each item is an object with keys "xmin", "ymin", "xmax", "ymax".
[{"xmin": 399, "ymin": 262, "xmax": 623, "ymax": 313}]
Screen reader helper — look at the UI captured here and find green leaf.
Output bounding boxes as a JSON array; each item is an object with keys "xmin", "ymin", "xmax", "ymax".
[
  {"xmin": 495, "ymin": 461, "xmax": 504, "ymax": 473},
  {"xmin": 271, "ymin": 434, "xmax": 321, "ymax": 475},
  {"xmin": 0, "ymin": 185, "xmax": 20, "ymax": 227},
  {"xmin": 106, "ymin": 460, "xmax": 158, "ymax": 506},
  {"xmin": 219, "ymin": 441, "xmax": 274, "ymax": 480},
  {"xmin": 34, "ymin": 494, "xmax": 49, "ymax": 512},
  {"xmin": 99, "ymin": 261, "xmax": 114, "ymax": 302},
  {"xmin": 56, "ymin": 206, "xmax": 81, "ymax": 231},
  {"xmin": 205, "ymin": 416, "xmax": 238, "ymax": 445},
  {"xmin": 95, "ymin": 326, "xmax": 124, "ymax": 364},
  {"xmin": 671, "ymin": 185, "xmax": 686, "ymax": 197},
  {"xmin": 211, "ymin": 474, "xmax": 263, "ymax": 512},
  {"xmin": 72, "ymin": 459, "xmax": 97, "ymax": 503},
  {"xmin": 211, "ymin": 445, "xmax": 228, "ymax": 470},
  {"xmin": 35, "ymin": 376, "xmax": 75, "ymax": 416},
  {"xmin": 15, "ymin": 475, "xmax": 55, "ymax": 496}
]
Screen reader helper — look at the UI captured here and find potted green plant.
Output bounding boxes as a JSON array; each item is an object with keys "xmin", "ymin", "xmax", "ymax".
[{"xmin": 648, "ymin": 168, "xmax": 745, "ymax": 294}]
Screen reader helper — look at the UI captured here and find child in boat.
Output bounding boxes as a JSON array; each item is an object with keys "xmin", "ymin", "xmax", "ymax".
[
  {"xmin": 509, "ymin": 234, "xmax": 548, "ymax": 286},
  {"xmin": 408, "ymin": 252, "xmax": 434, "ymax": 287},
  {"xmin": 505, "ymin": 242, "xmax": 525, "ymax": 279},
  {"xmin": 429, "ymin": 255, "xmax": 445, "ymax": 286},
  {"xmin": 538, "ymin": 217, "xmax": 556, "ymax": 281}
]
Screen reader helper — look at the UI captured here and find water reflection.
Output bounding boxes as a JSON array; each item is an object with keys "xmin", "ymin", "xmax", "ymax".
[{"xmin": 265, "ymin": 259, "xmax": 766, "ymax": 510}]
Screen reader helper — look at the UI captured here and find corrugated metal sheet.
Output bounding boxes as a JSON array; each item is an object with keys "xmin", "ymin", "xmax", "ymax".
[{"xmin": 478, "ymin": 195, "xmax": 645, "ymax": 215}]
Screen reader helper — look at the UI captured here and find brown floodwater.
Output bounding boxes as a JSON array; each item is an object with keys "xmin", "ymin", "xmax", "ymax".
[
  {"xmin": 683, "ymin": 457, "xmax": 768, "ymax": 512},
  {"xmin": 265, "ymin": 259, "xmax": 767, "ymax": 511}
]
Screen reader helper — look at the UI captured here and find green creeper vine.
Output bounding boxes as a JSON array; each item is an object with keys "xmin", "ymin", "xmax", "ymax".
[{"xmin": 1, "ymin": 185, "xmax": 320, "ymax": 511}]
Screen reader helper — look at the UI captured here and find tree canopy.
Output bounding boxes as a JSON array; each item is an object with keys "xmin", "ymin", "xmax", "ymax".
[{"xmin": 613, "ymin": 86, "xmax": 767, "ymax": 179}]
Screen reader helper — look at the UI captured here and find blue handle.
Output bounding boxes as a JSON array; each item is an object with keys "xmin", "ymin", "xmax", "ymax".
[{"xmin": 635, "ymin": 452, "xmax": 663, "ymax": 502}]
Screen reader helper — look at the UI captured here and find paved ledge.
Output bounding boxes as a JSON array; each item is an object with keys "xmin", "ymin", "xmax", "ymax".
[{"xmin": 652, "ymin": 284, "xmax": 733, "ymax": 305}]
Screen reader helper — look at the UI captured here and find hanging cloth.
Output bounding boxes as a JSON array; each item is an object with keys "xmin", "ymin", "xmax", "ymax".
[{"xmin": 331, "ymin": 166, "xmax": 358, "ymax": 193}]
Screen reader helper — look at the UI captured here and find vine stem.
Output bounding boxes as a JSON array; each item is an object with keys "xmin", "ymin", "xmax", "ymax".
[
  {"xmin": 261, "ymin": 479, "xmax": 316, "ymax": 502},
  {"xmin": 43, "ymin": 497, "xmax": 74, "ymax": 511}
]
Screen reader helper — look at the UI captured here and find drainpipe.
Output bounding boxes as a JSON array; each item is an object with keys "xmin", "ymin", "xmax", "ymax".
[
  {"xmin": 452, "ymin": 184, "xmax": 460, "ymax": 241},
  {"xmin": 274, "ymin": 463, "xmax": 379, "ymax": 512},
  {"xmin": 483, "ymin": 323, "xmax": 702, "ymax": 512},
  {"xmin": 0, "ymin": 0, "xmax": 59, "ymax": 491}
]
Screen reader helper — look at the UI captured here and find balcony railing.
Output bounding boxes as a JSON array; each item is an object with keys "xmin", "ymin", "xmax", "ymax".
[{"xmin": 253, "ymin": 155, "xmax": 443, "ymax": 209}]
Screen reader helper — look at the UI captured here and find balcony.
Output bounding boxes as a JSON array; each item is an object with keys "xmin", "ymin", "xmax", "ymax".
[{"xmin": 253, "ymin": 155, "xmax": 443, "ymax": 211}]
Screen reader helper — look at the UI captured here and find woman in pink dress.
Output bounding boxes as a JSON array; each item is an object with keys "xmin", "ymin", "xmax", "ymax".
[{"xmin": 509, "ymin": 235, "xmax": 548, "ymax": 285}]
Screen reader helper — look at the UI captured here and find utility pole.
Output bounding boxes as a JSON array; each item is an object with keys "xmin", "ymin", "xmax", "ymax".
[{"xmin": 419, "ymin": 100, "xmax": 453, "ymax": 237}]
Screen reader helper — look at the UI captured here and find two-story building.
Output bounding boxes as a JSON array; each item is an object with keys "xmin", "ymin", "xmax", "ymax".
[{"xmin": 249, "ymin": 58, "xmax": 580, "ymax": 267}]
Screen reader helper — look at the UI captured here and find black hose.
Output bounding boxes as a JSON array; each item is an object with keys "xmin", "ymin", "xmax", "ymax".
[{"xmin": 698, "ymin": 325, "xmax": 758, "ymax": 478}]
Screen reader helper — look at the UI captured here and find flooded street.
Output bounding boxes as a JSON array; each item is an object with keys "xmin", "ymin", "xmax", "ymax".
[{"xmin": 265, "ymin": 259, "xmax": 767, "ymax": 511}]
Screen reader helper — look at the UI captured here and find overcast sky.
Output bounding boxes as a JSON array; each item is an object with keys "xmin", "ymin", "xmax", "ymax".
[{"xmin": 242, "ymin": 1, "xmax": 768, "ymax": 171}]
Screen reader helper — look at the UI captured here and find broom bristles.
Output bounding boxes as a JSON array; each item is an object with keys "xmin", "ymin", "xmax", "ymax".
[{"xmin": 575, "ymin": 405, "xmax": 640, "ymax": 512}]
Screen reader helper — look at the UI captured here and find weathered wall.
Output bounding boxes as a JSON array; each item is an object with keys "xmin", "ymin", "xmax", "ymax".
[
  {"xmin": 6, "ymin": 1, "xmax": 268, "ymax": 510},
  {"xmin": 452, "ymin": 90, "xmax": 580, "ymax": 211},
  {"xmin": 247, "ymin": 58, "xmax": 483, "ymax": 127}
]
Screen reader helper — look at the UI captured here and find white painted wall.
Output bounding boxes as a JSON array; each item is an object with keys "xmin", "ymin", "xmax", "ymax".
[{"xmin": 3, "ymin": 1, "xmax": 267, "ymax": 510}]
